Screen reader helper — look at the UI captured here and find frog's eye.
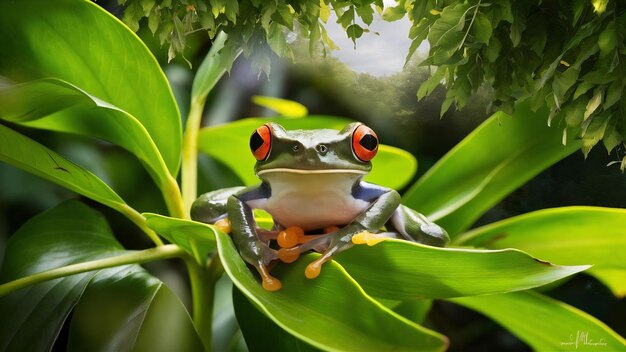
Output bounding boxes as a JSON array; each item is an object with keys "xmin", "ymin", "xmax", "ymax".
[
  {"xmin": 250, "ymin": 125, "xmax": 271, "ymax": 160},
  {"xmin": 352, "ymin": 124, "xmax": 378, "ymax": 162}
]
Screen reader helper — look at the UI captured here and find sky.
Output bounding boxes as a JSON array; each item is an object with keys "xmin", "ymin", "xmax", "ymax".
[{"xmin": 323, "ymin": 3, "xmax": 429, "ymax": 76}]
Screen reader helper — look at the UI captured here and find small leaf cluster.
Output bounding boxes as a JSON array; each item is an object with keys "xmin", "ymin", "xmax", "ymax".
[
  {"xmin": 118, "ymin": 0, "xmax": 383, "ymax": 75},
  {"xmin": 398, "ymin": 0, "xmax": 625, "ymax": 168}
]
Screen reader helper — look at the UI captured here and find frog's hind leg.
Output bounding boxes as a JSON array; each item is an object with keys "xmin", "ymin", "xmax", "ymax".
[
  {"xmin": 387, "ymin": 206, "xmax": 450, "ymax": 247},
  {"xmin": 191, "ymin": 187, "xmax": 245, "ymax": 225}
]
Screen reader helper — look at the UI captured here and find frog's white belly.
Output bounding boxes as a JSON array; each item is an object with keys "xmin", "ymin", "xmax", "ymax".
[{"xmin": 252, "ymin": 172, "xmax": 370, "ymax": 231}]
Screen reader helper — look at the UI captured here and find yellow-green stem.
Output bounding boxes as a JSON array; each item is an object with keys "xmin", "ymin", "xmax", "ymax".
[
  {"xmin": 164, "ymin": 174, "xmax": 187, "ymax": 219},
  {"xmin": 185, "ymin": 254, "xmax": 217, "ymax": 351},
  {"xmin": 118, "ymin": 203, "xmax": 164, "ymax": 246},
  {"xmin": 182, "ymin": 97, "xmax": 206, "ymax": 217},
  {"xmin": 0, "ymin": 245, "xmax": 184, "ymax": 297}
]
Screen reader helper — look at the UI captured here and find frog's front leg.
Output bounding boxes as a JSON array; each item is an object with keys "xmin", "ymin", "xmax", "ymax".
[
  {"xmin": 227, "ymin": 187, "xmax": 281, "ymax": 291},
  {"xmin": 303, "ymin": 187, "xmax": 402, "ymax": 279}
]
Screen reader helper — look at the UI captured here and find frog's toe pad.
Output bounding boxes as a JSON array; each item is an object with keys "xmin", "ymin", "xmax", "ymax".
[
  {"xmin": 277, "ymin": 226, "xmax": 304, "ymax": 248},
  {"xmin": 262, "ymin": 276, "xmax": 282, "ymax": 291},
  {"xmin": 278, "ymin": 247, "xmax": 300, "ymax": 263},
  {"xmin": 352, "ymin": 231, "xmax": 386, "ymax": 246},
  {"xmin": 305, "ymin": 257, "xmax": 330, "ymax": 279},
  {"xmin": 213, "ymin": 218, "xmax": 231, "ymax": 234}
]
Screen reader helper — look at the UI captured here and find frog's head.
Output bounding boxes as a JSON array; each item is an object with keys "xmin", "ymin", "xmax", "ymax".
[{"xmin": 249, "ymin": 122, "xmax": 379, "ymax": 179}]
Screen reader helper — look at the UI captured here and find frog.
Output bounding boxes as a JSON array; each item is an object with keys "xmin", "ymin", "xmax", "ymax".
[{"xmin": 191, "ymin": 122, "xmax": 449, "ymax": 291}]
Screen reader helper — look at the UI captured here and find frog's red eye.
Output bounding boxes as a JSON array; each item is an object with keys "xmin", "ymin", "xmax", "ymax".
[
  {"xmin": 250, "ymin": 125, "xmax": 272, "ymax": 160},
  {"xmin": 352, "ymin": 124, "xmax": 378, "ymax": 162}
]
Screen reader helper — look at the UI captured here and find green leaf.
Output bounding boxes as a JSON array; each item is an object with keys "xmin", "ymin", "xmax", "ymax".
[
  {"xmin": 1, "ymin": 201, "xmax": 200, "ymax": 351},
  {"xmin": 382, "ymin": 5, "xmax": 406, "ymax": 22},
  {"xmin": 68, "ymin": 267, "xmax": 203, "ymax": 352},
  {"xmin": 592, "ymin": 0, "xmax": 609, "ymax": 14},
  {"xmin": 455, "ymin": 206, "xmax": 626, "ymax": 297},
  {"xmin": 451, "ymin": 291, "xmax": 626, "ymax": 351},
  {"xmin": 192, "ymin": 31, "xmax": 241, "ymax": 102},
  {"xmin": 428, "ymin": 3, "xmax": 468, "ymax": 49},
  {"xmin": 582, "ymin": 112, "xmax": 609, "ymax": 157},
  {"xmin": 335, "ymin": 239, "xmax": 588, "ymax": 300},
  {"xmin": 0, "ymin": 124, "xmax": 126, "ymax": 211},
  {"xmin": 355, "ymin": 5, "xmax": 374, "ymax": 26},
  {"xmin": 0, "ymin": 0, "xmax": 182, "ymax": 176},
  {"xmin": 197, "ymin": 116, "xmax": 417, "ymax": 190},
  {"xmin": 0, "ymin": 78, "xmax": 174, "ymax": 190},
  {"xmin": 233, "ymin": 287, "xmax": 321, "ymax": 352},
  {"xmin": 346, "ymin": 24, "xmax": 364, "ymax": 40},
  {"xmin": 471, "ymin": 13, "xmax": 492, "ymax": 44},
  {"xmin": 144, "ymin": 213, "xmax": 217, "ymax": 263},
  {"xmin": 0, "ymin": 201, "xmax": 119, "ymax": 351},
  {"xmin": 215, "ymin": 232, "xmax": 448, "ymax": 351},
  {"xmin": 584, "ymin": 87, "xmax": 604, "ymax": 120},
  {"xmin": 251, "ymin": 96, "xmax": 309, "ymax": 117},
  {"xmin": 403, "ymin": 100, "xmax": 581, "ymax": 236}
]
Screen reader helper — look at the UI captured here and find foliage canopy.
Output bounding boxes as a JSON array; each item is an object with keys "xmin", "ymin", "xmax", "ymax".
[{"xmin": 120, "ymin": 0, "xmax": 626, "ymax": 168}]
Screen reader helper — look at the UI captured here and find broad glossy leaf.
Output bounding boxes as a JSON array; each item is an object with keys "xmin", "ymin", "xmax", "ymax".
[
  {"xmin": 0, "ymin": 124, "xmax": 126, "ymax": 211},
  {"xmin": 334, "ymin": 239, "xmax": 589, "ymax": 300},
  {"xmin": 198, "ymin": 116, "xmax": 417, "ymax": 189},
  {"xmin": 0, "ymin": 0, "xmax": 181, "ymax": 176},
  {"xmin": 144, "ymin": 213, "xmax": 217, "ymax": 263},
  {"xmin": 215, "ymin": 232, "xmax": 448, "ymax": 351},
  {"xmin": 0, "ymin": 201, "xmax": 200, "ymax": 351},
  {"xmin": 233, "ymin": 287, "xmax": 320, "ymax": 352},
  {"xmin": 455, "ymin": 207, "xmax": 626, "ymax": 297},
  {"xmin": 0, "ymin": 78, "xmax": 174, "ymax": 189},
  {"xmin": 451, "ymin": 292, "xmax": 626, "ymax": 351},
  {"xmin": 251, "ymin": 96, "xmax": 308, "ymax": 118},
  {"xmin": 68, "ymin": 266, "xmax": 203, "ymax": 352},
  {"xmin": 403, "ymin": 100, "xmax": 581, "ymax": 236},
  {"xmin": 0, "ymin": 201, "xmax": 122, "ymax": 351}
]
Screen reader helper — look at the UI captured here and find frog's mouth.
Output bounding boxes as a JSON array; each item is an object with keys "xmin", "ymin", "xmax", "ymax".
[{"xmin": 257, "ymin": 168, "xmax": 368, "ymax": 176}]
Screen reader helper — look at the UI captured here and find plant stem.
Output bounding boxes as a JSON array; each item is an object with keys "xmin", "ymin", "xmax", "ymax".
[
  {"xmin": 164, "ymin": 174, "xmax": 188, "ymax": 219},
  {"xmin": 118, "ymin": 203, "xmax": 164, "ymax": 246},
  {"xmin": 185, "ymin": 254, "xmax": 216, "ymax": 351},
  {"xmin": 182, "ymin": 97, "xmax": 206, "ymax": 216},
  {"xmin": 0, "ymin": 244, "xmax": 184, "ymax": 297}
]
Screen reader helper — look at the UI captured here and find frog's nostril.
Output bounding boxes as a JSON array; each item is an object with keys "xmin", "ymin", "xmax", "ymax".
[{"xmin": 316, "ymin": 144, "xmax": 328, "ymax": 154}]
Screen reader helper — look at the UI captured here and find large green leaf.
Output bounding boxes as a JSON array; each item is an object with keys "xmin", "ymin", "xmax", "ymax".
[
  {"xmin": 451, "ymin": 292, "xmax": 626, "ymax": 351},
  {"xmin": 403, "ymin": 100, "xmax": 581, "ymax": 236},
  {"xmin": 215, "ymin": 232, "xmax": 448, "ymax": 351},
  {"xmin": 198, "ymin": 116, "xmax": 417, "ymax": 190},
  {"xmin": 334, "ymin": 239, "xmax": 589, "ymax": 300},
  {"xmin": 233, "ymin": 287, "xmax": 320, "ymax": 352},
  {"xmin": 455, "ymin": 206, "xmax": 626, "ymax": 297},
  {"xmin": 0, "ymin": 78, "xmax": 173, "ymax": 190},
  {"xmin": 67, "ymin": 266, "xmax": 203, "ymax": 352},
  {"xmin": 144, "ymin": 213, "xmax": 217, "ymax": 264},
  {"xmin": 0, "ymin": 0, "xmax": 181, "ymax": 176},
  {"xmin": 0, "ymin": 201, "xmax": 199, "ymax": 351},
  {"xmin": 0, "ymin": 124, "xmax": 125, "ymax": 211}
]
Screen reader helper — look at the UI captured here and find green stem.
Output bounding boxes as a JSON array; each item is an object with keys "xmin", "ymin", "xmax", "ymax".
[
  {"xmin": 0, "ymin": 244, "xmax": 184, "ymax": 297},
  {"xmin": 182, "ymin": 97, "xmax": 206, "ymax": 216},
  {"xmin": 163, "ymin": 173, "xmax": 187, "ymax": 219},
  {"xmin": 118, "ymin": 203, "xmax": 164, "ymax": 246},
  {"xmin": 185, "ymin": 255, "xmax": 215, "ymax": 351}
]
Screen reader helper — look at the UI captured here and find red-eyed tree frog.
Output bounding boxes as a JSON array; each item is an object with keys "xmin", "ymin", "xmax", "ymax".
[{"xmin": 191, "ymin": 123, "xmax": 449, "ymax": 291}]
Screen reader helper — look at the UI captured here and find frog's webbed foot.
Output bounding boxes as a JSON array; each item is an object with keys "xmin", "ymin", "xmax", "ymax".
[
  {"xmin": 303, "ymin": 230, "xmax": 402, "ymax": 279},
  {"xmin": 239, "ymin": 239, "xmax": 281, "ymax": 291}
]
